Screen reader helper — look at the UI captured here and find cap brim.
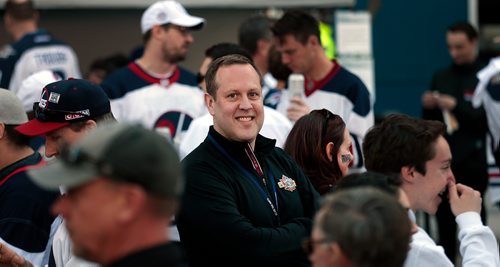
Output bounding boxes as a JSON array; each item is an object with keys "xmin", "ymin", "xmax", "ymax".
[
  {"xmin": 171, "ymin": 16, "xmax": 205, "ymax": 30},
  {"xmin": 28, "ymin": 160, "xmax": 98, "ymax": 191},
  {"xmin": 15, "ymin": 119, "xmax": 69, "ymax": 137}
]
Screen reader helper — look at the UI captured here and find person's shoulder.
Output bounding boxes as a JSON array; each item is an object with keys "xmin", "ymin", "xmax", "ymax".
[
  {"xmin": 267, "ymin": 146, "xmax": 300, "ymax": 170},
  {"xmin": 406, "ymin": 239, "xmax": 453, "ymax": 267},
  {"xmin": 320, "ymin": 63, "xmax": 368, "ymax": 94},
  {"xmin": 177, "ymin": 66, "xmax": 197, "ymax": 86},
  {"xmin": 13, "ymin": 30, "xmax": 68, "ymax": 51},
  {"xmin": 432, "ymin": 65, "xmax": 456, "ymax": 80},
  {"xmin": 335, "ymin": 65, "xmax": 366, "ymax": 87},
  {"xmin": 182, "ymin": 141, "xmax": 211, "ymax": 165},
  {"xmin": 104, "ymin": 64, "xmax": 134, "ymax": 81},
  {"xmin": 101, "ymin": 64, "xmax": 141, "ymax": 98}
]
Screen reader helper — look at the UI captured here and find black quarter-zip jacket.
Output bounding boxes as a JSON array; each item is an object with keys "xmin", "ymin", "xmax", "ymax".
[{"xmin": 178, "ymin": 127, "xmax": 319, "ymax": 267}]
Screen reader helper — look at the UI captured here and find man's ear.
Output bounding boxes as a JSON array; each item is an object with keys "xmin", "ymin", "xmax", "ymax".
[
  {"xmin": 205, "ymin": 93, "xmax": 215, "ymax": 116},
  {"xmin": 0, "ymin": 122, "xmax": 5, "ymax": 139},
  {"xmin": 116, "ymin": 185, "xmax": 147, "ymax": 224},
  {"xmin": 84, "ymin": 120, "xmax": 97, "ymax": 132},
  {"xmin": 308, "ymin": 35, "xmax": 320, "ymax": 47},
  {"xmin": 401, "ymin": 166, "xmax": 416, "ymax": 183},
  {"xmin": 331, "ymin": 242, "xmax": 352, "ymax": 267}
]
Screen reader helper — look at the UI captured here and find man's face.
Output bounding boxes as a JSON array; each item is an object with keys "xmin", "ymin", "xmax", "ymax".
[
  {"xmin": 206, "ymin": 64, "xmax": 264, "ymax": 145},
  {"xmin": 275, "ymin": 34, "xmax": 314, "ymax": 75},
  {"xmin": 160, "ymin": 25, "xmax": 194, "ymax": 64},
  {"xmin": 309, "ymin": 225, "xmax": 335, "ymax": 267},
  {"xmin": 51, "ymin": 178, "xmax": 124, "ymax": 262},
  {"xmin": 447, "ymin": 31, "xmax": 477, "ymax": 65},
  {"xmin": 409, "ymin": 136, "xmax": 455, "ymax": 214},
  {"xmin": 44, "ymin": 126, "xmax": 87, "ymax": 158},
  {"xmin": 198, "ymin": 57, "xmax": 212, "ymax": 92}
]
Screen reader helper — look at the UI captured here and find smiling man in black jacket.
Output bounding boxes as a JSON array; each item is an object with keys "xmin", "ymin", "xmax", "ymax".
[{"xmin": 177, "ymin": 54, "xmax": 319, "ymax": 267}]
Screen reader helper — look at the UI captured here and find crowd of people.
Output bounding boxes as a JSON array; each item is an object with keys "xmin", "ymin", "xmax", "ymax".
[{"xmin": 0, "ymin": 0, "xmax": 499, "ymax": 266}]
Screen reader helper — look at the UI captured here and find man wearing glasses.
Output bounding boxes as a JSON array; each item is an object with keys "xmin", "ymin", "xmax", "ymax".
[
  {"xmin": 307, "ymin": 187, "xmax": 411, "ymax": 267},
  {"xmin": 101, "ymin": 1, "xmax": 206, "ymax": 147}
]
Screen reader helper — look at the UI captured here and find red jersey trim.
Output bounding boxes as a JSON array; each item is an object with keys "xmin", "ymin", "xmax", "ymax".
[
  {"xmin": 304, "ymin": 60, "xmax": 341, "ymax": 97},
  {"xmin": 0, "ymin": 159, "xmax": 46, "ymax": 186},
  {"xmin": 128, "ymin": 62, "xmax": 180, "ymax": 88}
]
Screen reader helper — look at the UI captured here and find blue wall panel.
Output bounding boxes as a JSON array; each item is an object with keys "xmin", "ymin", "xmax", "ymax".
[{"xmin": 354, "ymin": 0, "xmax": 468, "ymax": 117}]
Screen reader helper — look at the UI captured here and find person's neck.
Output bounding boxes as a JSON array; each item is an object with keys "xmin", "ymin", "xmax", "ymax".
[
  {"xmin": 253, "ymin": 55, "xmax": 267, "ymax": 76},
  {"xmin": 401, "ymin": 184, "xmax": 419, "ymax": 213},
  {"xmin": 137, "ymin": 49, "xmax": 176, "ymax": 75},
  {"xmin": 305, "ymin": 54, "xmax": 334, "ymax": 81},
  {"xmin": 11, "ymin": 22, "xmax": 38, "ymax": 42},
  {"xmin": 99, "ymin": 220, "xmax": 170, "ymax": 266},
  {"xmin": 0, "ymin": 144, "xmax": 34, "ymax": 170},
  {"xmin": 213, "ymin": 126, "xmax": 257, "ymax": 150}
]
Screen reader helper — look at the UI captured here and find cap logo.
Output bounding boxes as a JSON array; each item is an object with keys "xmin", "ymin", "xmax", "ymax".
[
  {"xmin": 39, "ymin": 99, "xmax": 47, "ymax": 109},
  {"xmin": 157, "ymin": 11, "xmax": 167, "ymax": 22},
  {"xmin": 39, "ymin": 88, "xmax": 49, "ymax": 109},
  {"xmin": 65, "ymin": 114, "xmax": 84, "ymax": 120},
  {"xmin": 64, "ymin": 109, "xmax": 90, "ymax": 121},
  {"xmin": 48, "ymin": 92, "xmax": 61, "ymax": 103}
]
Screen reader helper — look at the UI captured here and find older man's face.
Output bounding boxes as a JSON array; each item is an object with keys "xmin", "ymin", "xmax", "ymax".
[{"xmin": 51, "ymin": 178, "xmax": 126, "ymax": 262}]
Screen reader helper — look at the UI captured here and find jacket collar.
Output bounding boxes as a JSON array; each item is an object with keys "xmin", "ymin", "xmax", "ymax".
[{"xmin": 207, "ymin": 126, "xmax": 276, "ymax": 161}]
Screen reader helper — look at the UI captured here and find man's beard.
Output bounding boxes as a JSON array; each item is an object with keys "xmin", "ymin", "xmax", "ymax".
[{"xmin": 164, "ymin": 51, "xmax": 187, "ymax": 64}]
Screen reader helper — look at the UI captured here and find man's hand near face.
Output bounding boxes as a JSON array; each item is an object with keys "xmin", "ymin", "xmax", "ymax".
[
  {"xmin": 287, "ymin": 97, "xmax": 310, "ymax": 122},
  {"xmin": 448, "ymin": 182, "xmax": 482, "ymax": 216}
]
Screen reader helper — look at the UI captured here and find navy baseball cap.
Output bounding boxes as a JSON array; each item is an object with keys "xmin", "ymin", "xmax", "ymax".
[
  {"xmin": 16, "ymin": 79, "xmax": 111, "ymax": 136},
  {"xmin": 29, "ymin": 123, "xmax": 184, "ymax": 198}
]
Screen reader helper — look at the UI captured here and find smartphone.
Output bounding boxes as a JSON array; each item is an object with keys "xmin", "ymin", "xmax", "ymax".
[{"xmin": 288, "ymin": 73, "xmax": 305, "ymax": 99}]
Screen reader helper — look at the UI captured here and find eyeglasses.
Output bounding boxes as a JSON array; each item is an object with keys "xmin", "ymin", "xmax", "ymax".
[
  {"xmin": 196, "ymin": 72, "xmax": 205, "ymax": 84},
  {"xmin": 302, "ymin": 238, "xmax": 332, "ymax": 255},
  {"xmin": 33, "ymin": 102, "xmax": 89, "ymax": 122},
  {"xmin": 161, "ymin": 24, "xmax": 191, "ymax": 36}
]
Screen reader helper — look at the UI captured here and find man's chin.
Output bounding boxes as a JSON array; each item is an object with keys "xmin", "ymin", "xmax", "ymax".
[{"xmin": 167, "ymin": 55, "xmax": 187, "ymax": 64}]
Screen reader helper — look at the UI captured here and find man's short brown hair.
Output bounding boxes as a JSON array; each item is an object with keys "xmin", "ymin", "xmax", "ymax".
[{"xmin": 4, "ymin": 0, "xmax": 37, "ymax": 21}]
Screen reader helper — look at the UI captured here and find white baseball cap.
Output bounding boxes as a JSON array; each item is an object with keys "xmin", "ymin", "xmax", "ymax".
[
  {"xmin": 17, "ymin": 70, "xmax": 62, "ymax": 112},
  {"xmin": 141, "ymin": 1, "xmax": 205, "ymax": 34},
  {"xmin": 0, "ymin": 88, "xmax": 28, "ymax": 125}
]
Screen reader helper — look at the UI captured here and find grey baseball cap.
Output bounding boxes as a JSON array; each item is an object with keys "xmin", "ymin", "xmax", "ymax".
[
  {"xmin": 29, "ymin": 123, "xmax": 183, "ymax": 198},
  {"xmin": 0, "ymin": 88, "xmax": 28, "ymax": 125}
]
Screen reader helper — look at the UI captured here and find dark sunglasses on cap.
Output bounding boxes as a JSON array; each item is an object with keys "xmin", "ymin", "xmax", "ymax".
[
  {"xmin": 33, "ymin": 102, "xmax": 90, "ymax": 122},
  {"xmin": 59, "ymin": 142, "xmax": 114, "ymax": 177}
]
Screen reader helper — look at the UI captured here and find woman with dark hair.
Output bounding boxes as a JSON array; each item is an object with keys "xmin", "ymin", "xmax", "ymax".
[{"xmin": 284, "ymin": 109, "xmax": 353, "ymax": 194}]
